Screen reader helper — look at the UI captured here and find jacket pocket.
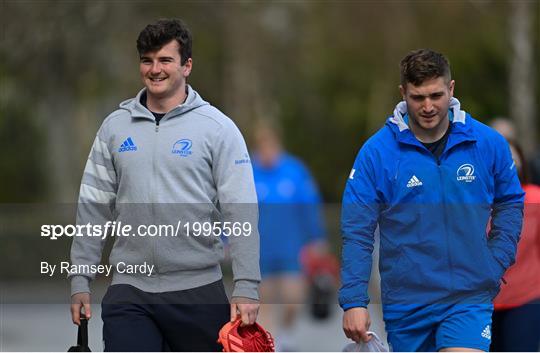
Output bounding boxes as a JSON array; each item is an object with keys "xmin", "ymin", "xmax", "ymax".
[
  {"xmin": 481, "ymin": 244, "xmax": 503, "ymax": 288},
  {"xmin": 381, "ymin": 250, "xmax": 411, "ymax": 301}
]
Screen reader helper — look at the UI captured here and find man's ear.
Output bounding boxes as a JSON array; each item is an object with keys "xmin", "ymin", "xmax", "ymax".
[
  {"xmin": 399, "ymin": 84, "xmax": 406, "ymax": 101},
  {"xmin": 182, "ymin": 58, "xmax": 193, "ymax": 77},
  {"xmin": 448, "ymin": 80, "xmax": 455, "ymax": 98}
]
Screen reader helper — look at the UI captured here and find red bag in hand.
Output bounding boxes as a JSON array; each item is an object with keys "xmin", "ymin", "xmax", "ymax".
[{"xmin": 218, "ymin": 319, "xmax": 274, "ymax": 352}]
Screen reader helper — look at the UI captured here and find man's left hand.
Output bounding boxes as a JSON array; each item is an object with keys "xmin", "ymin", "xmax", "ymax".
[{"xmin": 230, "ymin": 297, "xmax": 259, "ymax": 326}]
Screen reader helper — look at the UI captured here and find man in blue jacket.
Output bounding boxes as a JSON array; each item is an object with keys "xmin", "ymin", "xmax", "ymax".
[{"xmin": 340, "ymin": 49, "xmax": 524, "ymax": 352}]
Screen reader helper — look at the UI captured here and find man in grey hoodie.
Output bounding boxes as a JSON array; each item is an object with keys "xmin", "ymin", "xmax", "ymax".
[{"xmin": 69, "ymin": 18, "xmax": 260, "ymax": 351}]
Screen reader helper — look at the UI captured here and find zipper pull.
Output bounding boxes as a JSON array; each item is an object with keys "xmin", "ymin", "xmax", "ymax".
[{"xmin": 155, "ymin": 120, "xmax": 159, "ymax": 132}]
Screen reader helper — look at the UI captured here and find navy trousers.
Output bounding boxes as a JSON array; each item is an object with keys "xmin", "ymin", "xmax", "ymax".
[{"xmin": 101, "ymin": 280, "xmax": 230, "ymax": 352}]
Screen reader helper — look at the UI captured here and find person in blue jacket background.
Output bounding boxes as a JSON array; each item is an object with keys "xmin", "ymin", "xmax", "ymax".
[
  {"xmin": 252, "ymin": 120, "xmax": 327, "ymax": 350},
  {"xmin": 340, "ymin": 49, "xmax": 524, "ymax": 352}
]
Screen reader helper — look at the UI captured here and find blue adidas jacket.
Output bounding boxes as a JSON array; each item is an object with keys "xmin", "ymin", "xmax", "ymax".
[{"xmin": 339, "ymin": 98, "xmax": 524, "ymax": 309}]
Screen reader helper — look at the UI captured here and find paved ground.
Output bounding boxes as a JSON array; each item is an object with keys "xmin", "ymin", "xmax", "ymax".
[
  {"xmin": 1, "ymin": 247, "xmax": 387, "ymax": 351},
  {"xmin": 0, "ymin": 302, "xmax": 387, "ymax": 352},
  {"xmin": 1, "ymin": 235, "xmax": 387, "ymax": 351}
]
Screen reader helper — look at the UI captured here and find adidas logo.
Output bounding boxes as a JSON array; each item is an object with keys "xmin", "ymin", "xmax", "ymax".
[
  {"xmin": 119, "ymin": 137, "xmax": 137, "ymax": 152},
  {"xmin": 227, "ymin": 333, "xmax": 245, "ymax": 352},
  {"xmin": 406, "ymin": 175, "xmax": 423, "ymax": 188},
  {"xmin": 481, "ymin": 325, "xmax": 491, "ymax": 340}
]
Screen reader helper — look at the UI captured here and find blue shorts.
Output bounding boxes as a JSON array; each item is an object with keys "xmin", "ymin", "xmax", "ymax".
[
  {"xmin": 260, "ymin": 257, "xmax": 301, "ymax": 278},
  {"xmin": 383, "ymin": 302, "xmax": 493, "ymax": 351}
]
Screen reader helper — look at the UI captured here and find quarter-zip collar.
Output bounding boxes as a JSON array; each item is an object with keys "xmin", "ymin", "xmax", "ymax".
[{"xmin": 118, "ymin": 85, "xmax": 209, "ymax": 123}]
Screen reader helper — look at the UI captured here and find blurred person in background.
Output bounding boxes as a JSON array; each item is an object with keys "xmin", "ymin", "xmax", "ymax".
[
  {"xmin": 490, "ymin": 117, "xmax": 540, "ymax": 186},
  {"xmin": 491, "ymin": 140, "xmax": 540, "ymax": 352},
  {"xmin": 490, "ymin": 117, "xmax": 517, "ymax": 141},
  {"xmin": 340, "ymin": 49, "xmax": 524, "ymax": 352},
  {"xmin": 69, "ymin": 18, "xmax": 260, "ymax": 351},
  {"xmin": 531, "ymin": 153, "xmax": 540, "ymax": 186},
  {"xmin": 252, "ymin": 120, "xmax": 328, "ymax": 351}
]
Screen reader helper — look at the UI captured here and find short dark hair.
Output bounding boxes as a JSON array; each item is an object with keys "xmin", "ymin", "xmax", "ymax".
[
  {"xmin": 400, "ymin": 49, "xmax": 451, "ymax": 87},
  {"xmin": 136, "ymin": 18, "xmax": 192, "ymax": 65}
]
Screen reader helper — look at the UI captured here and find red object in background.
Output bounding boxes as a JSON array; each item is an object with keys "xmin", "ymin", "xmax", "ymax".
[
  {"xmin": 494, "ymin": 183, "xmax": 540, "ymax": 310},
  {"xmin": 300, "ymin": 244, "xmax": 340, "ymax": 320},
  {"xmin": 300, "ymin": 244, "xmax": 340, "ymax": 283}
]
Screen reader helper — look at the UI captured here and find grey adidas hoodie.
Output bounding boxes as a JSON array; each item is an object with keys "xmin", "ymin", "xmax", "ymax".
[{"xmin": 70, "ymin": 85, "xmax": 260, "ymax": 300}]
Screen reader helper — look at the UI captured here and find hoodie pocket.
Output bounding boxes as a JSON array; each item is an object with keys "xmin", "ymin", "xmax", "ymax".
[{"xmin": 154, "ymin": 231, "xmax": 222, "ymax": 274}]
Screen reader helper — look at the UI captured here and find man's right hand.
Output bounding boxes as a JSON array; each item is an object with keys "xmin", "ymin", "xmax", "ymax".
[
  {"xmin": 71, "ymin": 292, "xmax": 91, "ymax": 325},
  {"xmin": 343, "ymin": 307, "xmax": 372, "ymax": 343}
]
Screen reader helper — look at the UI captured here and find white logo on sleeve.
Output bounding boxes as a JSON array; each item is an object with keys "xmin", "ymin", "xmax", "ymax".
[
  {"xmin": 406, "ymin": 175, "xmax": 423, "ymax": 188},
  {"xmin": 457, "ymin": 163, "xmax": 476, "ymax": 182},
  {"xmin": 349, "ymin": 169, "xmax": 356, "ymax": 180},
  {"xmin": 481, "ymin": 325, "xmax": 491, "ymax": 340}
]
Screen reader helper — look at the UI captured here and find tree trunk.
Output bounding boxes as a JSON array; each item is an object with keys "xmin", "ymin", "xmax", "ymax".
[{"xmin": 509, "ymin": 0, "xmax": 537, "ymax": 156}]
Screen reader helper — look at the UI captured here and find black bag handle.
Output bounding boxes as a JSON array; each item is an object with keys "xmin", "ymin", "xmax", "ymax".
[
  {"xmin": 78, "ymin": 315, "xmax": 89, "ymax": 348},
  {"xmin": 68, "ymin": 314, "xmax": 91, "ymax": 352}
]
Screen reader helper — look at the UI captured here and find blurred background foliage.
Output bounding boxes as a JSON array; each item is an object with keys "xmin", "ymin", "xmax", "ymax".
[{"xmin": 1, "ymin": 0, "xmax": 538, "ymax": 203}]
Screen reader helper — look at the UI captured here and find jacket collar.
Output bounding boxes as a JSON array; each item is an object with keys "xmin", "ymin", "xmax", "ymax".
[
  {"xmin": 118, "ymin": 85, "xmax": 209, "ymax": 122},
  {"xmin": 386, "ymin": 97, "xmax": 476, "ymax": 149}
]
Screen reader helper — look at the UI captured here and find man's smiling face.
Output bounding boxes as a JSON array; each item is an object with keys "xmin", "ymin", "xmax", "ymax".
[{"xmin": 139, "ymin": 40, "xmax": 191, "ymax": 100}]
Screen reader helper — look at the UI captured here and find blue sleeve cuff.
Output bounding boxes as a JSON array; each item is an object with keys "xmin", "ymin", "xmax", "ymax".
[{"xmin": 341, "ymin": 302, "xmax": 369, "ymax": 311}]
